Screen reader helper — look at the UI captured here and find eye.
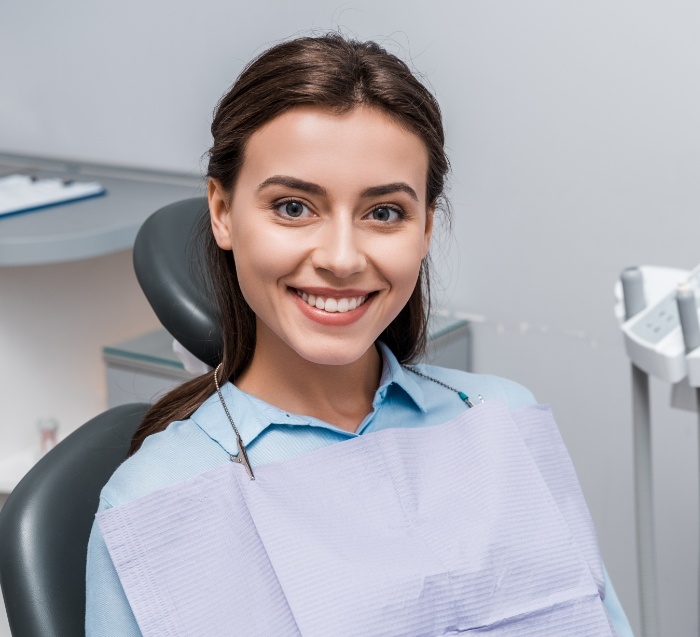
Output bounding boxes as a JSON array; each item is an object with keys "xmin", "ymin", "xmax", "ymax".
[
  {"xmin": 368, "ymin": 206, "xmax": 402, "ymax": 222},
  {"xmin": 276, "ymin": 199, "xmax": 312, "ymax": 219}
]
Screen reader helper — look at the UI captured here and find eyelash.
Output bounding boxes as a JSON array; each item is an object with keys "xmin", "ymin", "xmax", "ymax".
[{"xmin": 272, "ymin": 198, "xmax": 406, "ymax": 222}]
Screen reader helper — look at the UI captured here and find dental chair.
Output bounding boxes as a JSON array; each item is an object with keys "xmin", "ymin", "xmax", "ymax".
[{"xmin": 0, "ymin": 198, "xmax": 212, "ymax": 637}]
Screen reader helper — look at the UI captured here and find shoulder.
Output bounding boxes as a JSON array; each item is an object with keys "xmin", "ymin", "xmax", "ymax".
[
  {"xmin": 99, "ymin": 416, "xmax": 229, "ymax": 509},
  {"xmin": 415, "ymin": 364, "xmax": 537, "ymax": 411}
]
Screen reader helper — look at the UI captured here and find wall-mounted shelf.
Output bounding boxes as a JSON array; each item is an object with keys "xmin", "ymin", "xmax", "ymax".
[{"xmin": 0, "ymin": 152, "xmax": 203, "ymax": 266}]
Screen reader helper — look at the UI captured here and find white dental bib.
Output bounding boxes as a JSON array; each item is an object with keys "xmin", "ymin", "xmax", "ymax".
[{"xmin": 97, "ymin": 401, "xmax": 613, "ymax": 636}]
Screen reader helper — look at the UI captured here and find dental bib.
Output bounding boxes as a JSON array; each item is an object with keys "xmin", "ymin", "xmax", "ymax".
[{"xmin": 97, "ymin": 401, "xmax": 613, "ymax": 636}]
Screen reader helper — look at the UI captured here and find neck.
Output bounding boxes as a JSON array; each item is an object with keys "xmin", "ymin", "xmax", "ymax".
[{"xmin": 234, "ymin": 325, "xmax": 382, "ymax": 433}]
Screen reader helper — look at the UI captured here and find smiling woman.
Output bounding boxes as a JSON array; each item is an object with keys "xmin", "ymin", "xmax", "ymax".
[
  {"xmin": 208, "ymin": 106, "xmax": 433, "ymax": 426},
  {"xmin": 85, "ymin": 34, "xmax": 632, "ymax": 636}
]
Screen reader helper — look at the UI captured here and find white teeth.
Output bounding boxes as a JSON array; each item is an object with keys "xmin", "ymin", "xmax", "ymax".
[
  {"xmin": 325, "ymin": 298, "xmax": 338, "ymax": 313},
  {"xmin": 295, "ymin": 289, "xmax": 368, "ymax": 313}
]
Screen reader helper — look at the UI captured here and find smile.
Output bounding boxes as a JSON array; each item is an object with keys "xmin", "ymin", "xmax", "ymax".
[{"xmin": 294, "ymin": 289, "xmax": 370, "ymax": 313}]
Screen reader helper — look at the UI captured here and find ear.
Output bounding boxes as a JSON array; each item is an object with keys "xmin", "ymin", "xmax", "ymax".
[
  {"xmin": 208, "ymin": 178, "xmax": 233, "ymax": 250},
  {"xmin": 421, "ymin": 205, "xmax": 435, "ymax": 259}
]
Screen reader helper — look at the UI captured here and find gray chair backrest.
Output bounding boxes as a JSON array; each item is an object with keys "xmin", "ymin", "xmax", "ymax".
[
  {"xmin": 133, "ymin": 197, "xmax": 222, "ymax": 368},
  {"xmin": 0, "ymin": 403, "xmax": 149, "ymax": 637}
]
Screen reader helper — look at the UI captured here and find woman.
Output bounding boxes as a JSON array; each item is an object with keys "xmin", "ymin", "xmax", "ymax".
[{"xmin": 86, "ymin": 34, "xmax": 632, "ymax": 635}]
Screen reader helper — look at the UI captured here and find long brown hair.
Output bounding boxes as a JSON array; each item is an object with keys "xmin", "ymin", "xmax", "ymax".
[{"xmin": 130, "ymin": 33, "xmax": 450, "ymax": 455}]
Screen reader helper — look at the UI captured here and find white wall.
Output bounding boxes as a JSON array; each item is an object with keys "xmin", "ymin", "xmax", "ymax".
[{"xmin": 2, "ymin": 1, "xmax": 700, "ymax": 634}]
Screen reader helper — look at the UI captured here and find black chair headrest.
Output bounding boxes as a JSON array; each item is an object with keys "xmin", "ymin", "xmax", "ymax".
[{"xmin": 133, "ymin": 198, "xmax": 223, "ymax": 369}]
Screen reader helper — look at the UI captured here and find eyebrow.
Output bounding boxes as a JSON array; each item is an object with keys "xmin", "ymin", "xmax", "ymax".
[
  {"xmin": 257, "ymin": 176, "xmax": 326, "ymax": 196},
  {"xmin": 360, "ymin": 183, "xmax": 418, "ymax": 202},
  {"xmin": 257, "ymin": 175, "xmax": 419, "ymax": 202}
]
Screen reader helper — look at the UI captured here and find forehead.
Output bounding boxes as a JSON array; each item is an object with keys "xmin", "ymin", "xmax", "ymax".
[{"xmin": 239, "ymin": 105, "xmax": 430, "ymax": 203}]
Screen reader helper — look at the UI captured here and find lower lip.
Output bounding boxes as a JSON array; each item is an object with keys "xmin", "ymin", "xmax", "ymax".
[{"xmin": 290, "ymin": 289, "xmax": 374, "ymax": 327}]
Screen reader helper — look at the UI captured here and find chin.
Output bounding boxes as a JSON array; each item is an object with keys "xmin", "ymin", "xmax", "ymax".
[{"xmin": 289, "ymin": 338, "xmax": 375, "ymax": 367}]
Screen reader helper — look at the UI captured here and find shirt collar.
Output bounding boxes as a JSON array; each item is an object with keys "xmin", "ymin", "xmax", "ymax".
[
  {"xmin": 190, "ymin": 341, "xmax": 426, "ymax": 455},
  {"xmin": 374, "ymin": 341, "xmax": 426, "ymax": 412}
]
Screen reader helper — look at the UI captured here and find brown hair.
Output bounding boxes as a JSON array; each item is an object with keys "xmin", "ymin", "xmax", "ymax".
[{"xmin": 129, "ymin": 33, "xmax": 450, "ymax": 455}]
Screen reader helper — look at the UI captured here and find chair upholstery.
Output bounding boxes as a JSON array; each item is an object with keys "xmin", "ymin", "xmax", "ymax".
[
  {"xmin": 133, "ymin": 197, "xmax": 222, "ymax": 368},
  {"xmin": 0, "ymin": 403, "xmax": 149, "ymax": 637}
]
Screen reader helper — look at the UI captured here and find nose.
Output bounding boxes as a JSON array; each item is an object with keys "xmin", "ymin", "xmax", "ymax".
[{"xmin": 311, "ymin": 216, "xmax": 367, "ymax": 278}]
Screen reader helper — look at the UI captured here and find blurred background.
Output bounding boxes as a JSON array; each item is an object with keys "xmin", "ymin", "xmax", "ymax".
[{"xmin": 2, "ymin": 1, "xmax": 700, "ymax": 634}]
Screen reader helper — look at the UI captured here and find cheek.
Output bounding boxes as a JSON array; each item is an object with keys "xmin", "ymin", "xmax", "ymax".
[
  {"xmin": 375, "ymin": 233, "xmax": 426, "ymax": 293},
  {"xmin": 231, "ymin": 225, "xmax": 305, "ymax": 308},
  {"xmin": 378, "ymin": 252, "xmax": 425, "ymax": 314},
  {"xmin": 392, "ymin": 256, "xmax": 424, "ymax": 298}
]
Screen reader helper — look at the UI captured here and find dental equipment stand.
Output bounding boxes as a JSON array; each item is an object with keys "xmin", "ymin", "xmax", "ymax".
[{"xmin": 618, "ymin": 265, "xmax": 700, "ymax": 637}]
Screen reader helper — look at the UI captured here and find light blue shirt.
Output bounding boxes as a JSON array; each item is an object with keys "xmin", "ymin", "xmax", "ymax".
[{"xmin": 86, "ymin": 342, "xmax": 632, "ymax": 636}]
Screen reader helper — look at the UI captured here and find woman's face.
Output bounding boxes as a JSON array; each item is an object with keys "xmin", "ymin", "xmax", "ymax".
[{"xmin": 209, "ymin": 105, "xmax": 433, "ymax": 367}]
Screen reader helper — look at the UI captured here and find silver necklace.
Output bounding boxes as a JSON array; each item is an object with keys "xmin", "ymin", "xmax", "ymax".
[{"xmin": 214, "ymin": 362, "xmax": 483, "ymax": 482}]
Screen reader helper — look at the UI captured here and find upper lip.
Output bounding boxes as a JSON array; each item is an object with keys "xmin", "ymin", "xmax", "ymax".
[{"xmin": 289, "ymin": 286, "xmax": 375, "ymax": 298}]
